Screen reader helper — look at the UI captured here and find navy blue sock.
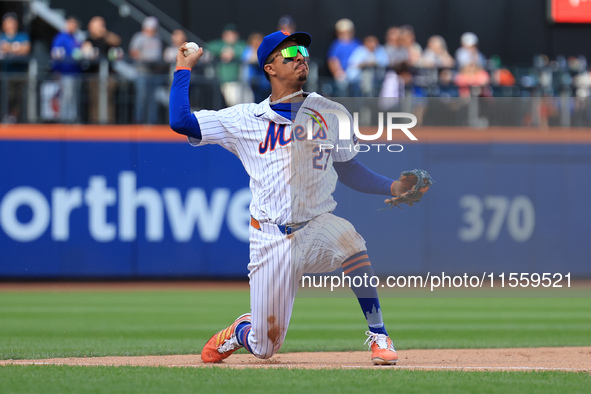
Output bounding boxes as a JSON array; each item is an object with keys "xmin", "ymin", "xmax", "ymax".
[{"xmin": 342, "ymin": 252, "xmax": 388, "ymax": 336}]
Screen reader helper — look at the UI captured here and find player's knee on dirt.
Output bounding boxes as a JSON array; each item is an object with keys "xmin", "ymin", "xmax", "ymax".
[
  {"xmin": 246, "ymin": 313, "xmax": 288, "ymax": 359},
  {"xmin": 251, "ymin": 346, "xmax": 277, "ymax": 359},
  {"xmin": 249, "ymin": 328, "xmax": 285, "ymax": 359},
  {"xmin": 250, "ymin": 338, "xmax": 283, "ymax": 359}
]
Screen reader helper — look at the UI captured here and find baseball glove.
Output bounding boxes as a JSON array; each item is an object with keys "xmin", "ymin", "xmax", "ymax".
[{"xmin": 384, "ymin": 169, "xmax": 433, "ymax": 209}]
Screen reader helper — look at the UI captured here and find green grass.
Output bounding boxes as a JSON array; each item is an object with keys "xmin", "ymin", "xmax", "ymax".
[
  {"xmin": 0, "ymin": 365, "xmax": 589, "ymax": 394},
  {"xmin": 0, "ymin": 289, "xmax": 589, "ymax": 360},
  {"xmin": 0, "ymin": 288, "xmax": 589, "ymax": 393}
]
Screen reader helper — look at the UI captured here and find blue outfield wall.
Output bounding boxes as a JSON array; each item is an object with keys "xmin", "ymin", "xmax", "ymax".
[
  {"xmin": 0, "ymin": 136, "xmax": 590, "ymax": 278},
  {"xmin": 0, "ymin": 139, "xmax": 251, "ymax": 278}
]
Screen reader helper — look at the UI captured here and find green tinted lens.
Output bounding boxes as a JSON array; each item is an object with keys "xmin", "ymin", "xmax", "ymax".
[
  {"xmin": 298, "ymin": 45, "xmax": 309, "ymax": 57},
  {"xmin": 280, "ymin": 46, "xmax": 299, "ymax": 58},
  {"xmin": 280, "ymin": 45, "xmax": 309, "ymax": 58}
]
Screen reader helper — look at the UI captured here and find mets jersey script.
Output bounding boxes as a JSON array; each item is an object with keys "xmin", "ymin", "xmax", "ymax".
[{"xmin": 188, "ymin": 93, "xmax": 357, "ymax": 225}]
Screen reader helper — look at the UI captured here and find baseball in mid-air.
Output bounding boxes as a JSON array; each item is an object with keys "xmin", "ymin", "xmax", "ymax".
[{"xmin": 183, "ymin": 42, "xmax": 200, "ymax": 57}]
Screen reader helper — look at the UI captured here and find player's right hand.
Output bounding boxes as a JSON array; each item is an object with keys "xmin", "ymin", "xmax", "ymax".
[{"xmin": 176, "ymin": 42, "xmax": 203, "ymax": 70}]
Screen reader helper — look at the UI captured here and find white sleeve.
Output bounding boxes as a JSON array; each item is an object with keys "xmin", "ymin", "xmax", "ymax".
[{"xmin": 190, "ymin": 106, "xmax": 243, "ymax": 155}]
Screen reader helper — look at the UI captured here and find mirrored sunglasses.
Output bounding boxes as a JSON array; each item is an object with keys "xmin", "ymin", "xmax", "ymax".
[{"xmin": 280, "ymin": 45, "xmax": 309, "ymax": 59}]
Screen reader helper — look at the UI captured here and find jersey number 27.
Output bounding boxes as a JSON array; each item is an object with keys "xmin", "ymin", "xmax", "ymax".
[{"xmin": 312, "ymin": 147, "xmax": 332, "ymax": 170}]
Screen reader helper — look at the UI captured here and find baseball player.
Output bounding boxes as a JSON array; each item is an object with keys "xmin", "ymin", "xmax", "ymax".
[{"xmin": 170, "ymin": 30, "xmax": 430, "ymax": 365}]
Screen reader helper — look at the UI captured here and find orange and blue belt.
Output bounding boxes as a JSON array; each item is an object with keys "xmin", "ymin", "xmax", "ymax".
[{"xmin": 250, "ymin": 217, "xmax": 308, "ymax": 235}]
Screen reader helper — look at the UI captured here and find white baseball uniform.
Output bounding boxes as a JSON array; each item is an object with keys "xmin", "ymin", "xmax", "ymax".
[{"xmin": 190, "ymin": 94, "xmax": 366, "ymax": 358}]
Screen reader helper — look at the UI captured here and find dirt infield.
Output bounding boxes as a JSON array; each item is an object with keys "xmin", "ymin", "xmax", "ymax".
[{"xmin": 1, "ymin": 347, "xmax": 590, "ymax": 372}]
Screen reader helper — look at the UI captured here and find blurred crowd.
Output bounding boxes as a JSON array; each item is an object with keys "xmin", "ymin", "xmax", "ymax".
[{"xmin": 2, "ymin": 12, "xmax": 591, "ymax": 126}]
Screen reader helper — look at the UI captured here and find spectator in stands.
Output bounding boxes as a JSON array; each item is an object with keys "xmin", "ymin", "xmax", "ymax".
[
  {"xmin": 84, "ymin": 16, "xmax": 121, "ymax": 58},
  {"xmin": 400, "ymin": 25, "xmax": 422, "ymax": 66},
  {"xmin": 1, "ymin": 12, "xmax": 30, "ymax": 123},
  {"xmin": 163, "ymin": 29, "xmax": 186, "ymax": 64},
  {"xmin": 327, "ymin": 18, "xmax": 361, "ymax": 96},
  {"xmin": 129, "ymin": 16, "xmax": 163, "ymax": 124},
  {"xmin": 1, "ymin": 12, "xmax": 30, "ymax": 58},
  {"xmin": 50, "ymin": 16, "xmax": 83, "ymax": 122},
  {"xmin": 492, "ymin": 68, "xmax": 516, "ymax": 87},
  {"xmin": 381, "ymin": 26, "xmax": 422, "ymax": 116},
  {"xmin": 454, "ymin": 62, "xmax": 490, "ymax": 97},
  {"xmin": 207, "ymin": 23, "xmax": 247, "ymax": 106},
  {"xmin": 51, "ymin": 16, "xmax": 82, "ymax": 75},
  {"xmin": 455, "ymin": 32, "xmax": 486, "ymax": 69},
  {"xmin": 437, "ymin": 68, "xmax": 459, "ymax": 97},
  {"xmin": 417, "ymin": 35, "xmax": 455, "ymax": 69},
  {"xmin": 241, "ymin": 32, "xmax": 270, "ymax": 102},
  {"xmin": 277, "ymin": 15, "xmax": 296, "ymax": 34},
  {"xmin": 383, "ymin": 26, "xmax": 408, "ymax": 68},
  {"xmin": 380, "ymin": 59, "xmax": 428, "ymax": 125},
  {"xmin": 378, "ymin": 62, "xmax": 408, "ymax": 111},
  {"xmin": 82, "ymin": 16, "xmax": 121, "ymax": 124},
  {"xmin": 347, "ymin": 35, "xmax": 389, "ymax": 97}
]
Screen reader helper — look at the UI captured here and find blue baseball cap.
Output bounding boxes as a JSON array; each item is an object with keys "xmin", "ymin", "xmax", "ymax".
[{"xmin": 257, "ymin": 30, "xmax": 312, "ymax": 73}]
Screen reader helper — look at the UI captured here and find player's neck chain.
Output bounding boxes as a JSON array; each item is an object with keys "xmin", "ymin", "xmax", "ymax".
[{"xmin": 269, "ymin": 90, "xmax": 304, "ymax": 105}]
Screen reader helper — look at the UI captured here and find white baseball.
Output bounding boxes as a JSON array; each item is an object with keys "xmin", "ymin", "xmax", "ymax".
[{"xmin": 183, "ymin": 42, "xmax": 200, "ymax": 57}]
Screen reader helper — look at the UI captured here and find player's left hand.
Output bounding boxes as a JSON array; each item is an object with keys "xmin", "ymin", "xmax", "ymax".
[
  {"xmin": 176, "ymin": 42, "xmax": 204, "ymax": 70},
  {"xmin": 385, "ymin": 169, "xmax": 433, "ymax": 209}
]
